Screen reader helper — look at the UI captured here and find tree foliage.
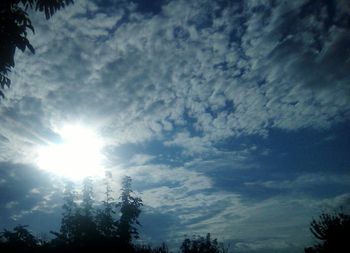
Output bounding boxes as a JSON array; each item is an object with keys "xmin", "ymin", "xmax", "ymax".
[
  {"xmin": 75, "ymin": 178, "xmax": 99, "ymax": 244},
  {"xmin": 96, "ymin": 177, "xmax": 116, "ymax": 238},
  {"xmin": 58, "ymin": 181, "xmax": 77, "ymax": 243},
  {"xmin": 0, "ymin": 176, "xmax": 231, "ymax": 253},
  {"xmin": 305, "ymin": 211, "xmax": 350, "ymax": 253},
  {"xmin": 49, "ymin": 176, "xmax": 144, "ymax": 252},
  {"xmin": 117, "ymin": 176, "xmax": 143, "ymax": 245},
  {"xmin": 180, "ymin": 233, "xmax": 227, "ymax": 253},
  {"xmin": 135, "ymin": 243, "xmax": 170, "ymax": 253},
  {"xmin": 0, "ymin": 0, "xmax": 74, "ymax": 98},
  {"xmin": 0, "ymin": 225, "xmax": 39, "ymax": 252}
]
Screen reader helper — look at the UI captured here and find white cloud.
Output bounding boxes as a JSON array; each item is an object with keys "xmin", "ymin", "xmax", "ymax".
[
  {"xmin": 0, "ymin": 0, "xmax": 349, "ymax": 251},
  {"xmin": 245, "ymin": 172, "xmax": 350, "ymax": 190},
  {"xmin": 1, "ymin": 0, "xmax": 349, "ymax": 158},
  {"xmin": 235, "ymin": 239, "xmax": 299, "ymax": 253},
  {"xmin": 129, "ymin": 153, "xmax": 156, "ymax": 165},
  {"xmin": 5, "ymin": 201, "xmax": 18, "ymax": 209}
]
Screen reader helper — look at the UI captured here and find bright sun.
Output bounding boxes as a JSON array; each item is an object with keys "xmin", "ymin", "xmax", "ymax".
[{"xmin": 37, "ymin": 124, "xmax": 105, "ymax": 181}]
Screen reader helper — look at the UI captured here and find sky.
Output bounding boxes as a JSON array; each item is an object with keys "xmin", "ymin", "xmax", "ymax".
[{"xmin": 1, "ymin": 0, "xmax": 350, "ymax": 252}]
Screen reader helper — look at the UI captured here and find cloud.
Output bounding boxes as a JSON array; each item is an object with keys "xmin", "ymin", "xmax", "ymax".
[
  {"xmin": 1, "ymin": 0, "xmax": 349, "ymax": 159},
  {"xmin": 129, "ymin": 153, "xmax": 156, "ymax": 165},
  {"xmin": 126, "ymin": 160, "xmax": 350, "ymax": 249},
  {"xmin": 244, "ymin": 172, "xmax": 350, "ymax": 191},
  {"xmin": 5, "ymin": 201, "xmax": 18, "ymax": 209},
  {"xmin": 0, "ymin": 162, "xmax": 65, "ymax": 232},
  {"xmin": 239, "ymin": 0, "xmax": 350, "ymax": 131},
  {"xmin": 235, "ymin": 239, "xmax": 301, "ymax": 253},
  {"xmin": 180, "ymin": 193, "xmax": 350, "ymax": 252},
  {"xmin": 318, "ymin": 193, "xmax": 350, "ymax": 212},
  {"xmin": 0, "ymin": 0, "xmax": 349, "ymax": 251}
]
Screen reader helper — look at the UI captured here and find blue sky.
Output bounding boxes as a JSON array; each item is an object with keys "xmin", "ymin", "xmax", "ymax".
[{"xmin": 0, "ymin": 0, "xmax": 350, "ymax": 252}]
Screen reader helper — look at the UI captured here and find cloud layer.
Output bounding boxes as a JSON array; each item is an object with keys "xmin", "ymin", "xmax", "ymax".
[{"xmin": 0, "ymin": 0, "xmax": 349, "ymax": 252}]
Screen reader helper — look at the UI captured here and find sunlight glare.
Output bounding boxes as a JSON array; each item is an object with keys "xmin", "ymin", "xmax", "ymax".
[{"xmin": 37, "ymin": 125, "xmax": 105, "ymax": 180}]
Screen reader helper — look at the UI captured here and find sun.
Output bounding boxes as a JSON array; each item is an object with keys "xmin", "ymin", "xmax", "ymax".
[{"xmin": 37, "ymin": 124, "xmax": 105, "ymax": 181}]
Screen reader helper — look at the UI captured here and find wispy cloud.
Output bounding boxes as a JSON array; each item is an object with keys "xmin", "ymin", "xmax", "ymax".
[
  {"xmin": 0, "ymin": 0, "xmax": 349, "ymax": 251},
  {"xmin": 1, "ymin": 0, "xmax": 348, "ymax": 159}
]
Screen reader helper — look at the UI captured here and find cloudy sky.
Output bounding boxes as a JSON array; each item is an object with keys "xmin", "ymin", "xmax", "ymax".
[{"xmin": 1, "ymin": 0, "xmax": 350, "ymax": 252}]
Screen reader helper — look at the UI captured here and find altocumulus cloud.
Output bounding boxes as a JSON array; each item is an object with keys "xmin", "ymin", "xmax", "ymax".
[{"xmin": 0, "ymin": 0, "xmax": 350, "ymax": 252}]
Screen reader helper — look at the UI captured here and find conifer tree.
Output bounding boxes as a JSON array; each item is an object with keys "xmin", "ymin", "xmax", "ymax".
[
  {"xmin": 96, "ymin": 176, "xmax": 116, "ymax": 238},
  {"xmin": 116, "ymin": 176, "xmax": 143, "ymax": 245},
  {"xmin": 0, "ymin": 225, "xmax": 39, "ymax": 252},
  {"xmin": 81, "ymin": 178, "xmax": 94, "ymax": 218},
  {"xmin": 59, "ymin": 181, "xmax": 78, "ymax": 243},
  {"xmin": 76, "ymin": 178, "xmax": 98, "ymax": 243}
]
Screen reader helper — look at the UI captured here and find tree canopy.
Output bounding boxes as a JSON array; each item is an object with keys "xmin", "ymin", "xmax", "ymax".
[
  {"xmin": 0, "ymin": 225, "xmax": 39, "ymax": 252},
  {"xmin": 48, "ymin": 176, "xmax": 145, "ymax": 252},
  {"xmin": 305, "ymin": 211, "xmax": 350, "ymax": 253},
  {"xmin": 0, "ymin": 0, "xmax": 74, "ymax": 98},
  {"xmin": 0, "ymin": 175, "xmax": 229, "ymax": 253},
  {"xmin": 180, "ymin": 233, "xmax": 228, "ymax": 253},
  {"xmin": 1, "ymin": 175, "xmax": 348, "ymax": 253},
  {"xmin": 117, "ymin": 176, "xmax": 143, "ymax": 245}
]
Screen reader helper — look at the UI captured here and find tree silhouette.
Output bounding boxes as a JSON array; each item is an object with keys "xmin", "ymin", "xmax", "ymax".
[
  {"xmin": 57, "ymin": 181, "xmax": 78, "ymax": 244},
  {"xmin": 0, "ymin": 176, "xmax": 234, "ymax": 253},
  {"xmin": 0, "ymin": 225, "xmax": 39, "ymax": 252},
  {"xmin": 81, "ymin": 178, "xmax": 94, "ymax": 217},
  {"xmin": 51, "ymin": 178, "xmax": 101, "ymax": 252},
  {"xmin": 96, "ymin": 177, "xmax": 116, "ymax": 238},
  {"xmin": 0, "ymin": 0, "xmax": 74, "ymax": 98},
  {"xmin": 74, "ymin": 178, "xmax": 98, "ymax": 245},
  {"xmin": 305, "ymin": 211, "xmax": 350, "ymax": 253},
  {"xmin": 180, "ymin": 233, "xmax": 228, "ymax": 253},
  {"xmin": 116, "ymin": 176, "xmax": 143, "ymax": 246},
  {"xmin": 135, "ymin": 243, "xmax": 170, "ymax": 253}
]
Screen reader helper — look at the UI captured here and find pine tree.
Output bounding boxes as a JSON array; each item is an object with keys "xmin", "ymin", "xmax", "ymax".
[
  {"xmin": 81, "ymin": 178, "xmax": 94, "ymax": 218},
  {"xmin": 75, "ymin": 178, "xmax": 98, "ymax": 243},
  {"xmin": 58, "ymin": 181, "xmax": 78, "ymax": 244},
  {"xmin": 96, "ymin": 177, "xmax": 116, "ymax": 238},
  {"xmin": 116, "ymin": 176, "xmax": 143, "ymax": 245},
  {"xmin": 0, "ymin": 225, "xmax": 39, "ymax": 252}
]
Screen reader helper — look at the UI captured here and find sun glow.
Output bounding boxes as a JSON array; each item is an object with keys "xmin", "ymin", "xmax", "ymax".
[{"xmin": 37, "ymin": 125, "xmax": 105, "ymax": 180}]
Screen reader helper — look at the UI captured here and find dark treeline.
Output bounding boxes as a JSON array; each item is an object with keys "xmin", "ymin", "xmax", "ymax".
[
  {"xmin": 0, "ymin": 176, "xmax": 228, "ymax": 253},
  {"xmin": 0, "ymin": 176, "xmax": 349, "ymax": 253}
]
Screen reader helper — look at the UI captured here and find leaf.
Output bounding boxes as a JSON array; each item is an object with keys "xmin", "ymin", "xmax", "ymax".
[
  {"xmin": 27, "ymin": 43, "xmax": 35, "ymax": 54},
  {"xmin": 17, "ymin": 38, "xmax": 27, "ymax": 52}
]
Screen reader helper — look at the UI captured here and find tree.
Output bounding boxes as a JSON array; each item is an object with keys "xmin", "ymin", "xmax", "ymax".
[
  {"xmin": 0, "ymin": 225, "xmax": 39, "ymax": 252},
  {"xmin": 52, "ymin": 178, "xmax": 99, "ymax": 249},
  {"xmin": 305, "ymin": 212, "xmax": 350, "ymax": 253},
  {"xmin": 180, "ymin": 233, "xmax": 228, "ymax": 253},
  {"xmin": 135, "ymin": 243, "xmax": 170, "ymax": 253},
  {"xmin": 58, "ymin": 181, "xmax": 78, "ymax": 243},
  {"xmin": 81, "ymin": 178, "xmax": 94, "ymax": 218},
  {"xmin": 96, "ymin": 177, "xmax": 116, "ymax": 238},
  {"xmin": 0, "ymin": 0, "xmax": 74, "ymax": 98},
  {"xmin": 116, "ymin": 176, "xmax": 143, "ymax": 245},
  {"xmin": 75, "ymin": 178, "xmax": 98, "ymax": 243},
  {"xmin": 1, "ymin": 176, "xmax": 185, "ymax": 252}
]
